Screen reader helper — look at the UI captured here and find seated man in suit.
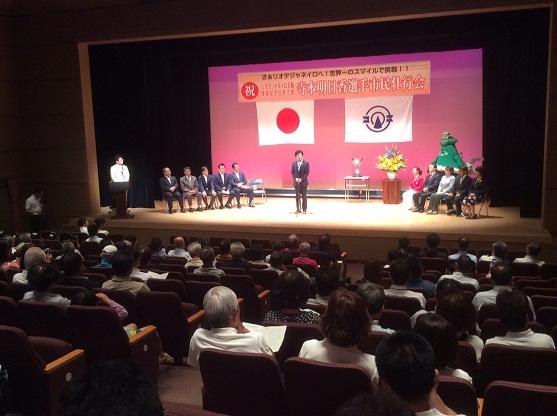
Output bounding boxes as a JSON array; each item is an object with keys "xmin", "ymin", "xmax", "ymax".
[
  {"xmin": 226, "ymin": 162, "xmax": 254, "ymax": 208},
  {"xmin": 412, "ymin": 164, "xmax": 442, "ymax": 213},
  {"xmin": 198, "ymin": 166, "xmax": 216, "ymax": 210},
  {"xmin": 212, "ymin": 163, "xmax": 229, "ymax": 209},
  {"xmin": 180, "ymin": 166, "xmax": 202, "ymax": 212},
  {"xmin": 160, "ymin": 167, "xmax": 184, "ymax": 214},
  {"xmin": 446, "ymin": 166, "xmax": 472, "ymax": 216}
]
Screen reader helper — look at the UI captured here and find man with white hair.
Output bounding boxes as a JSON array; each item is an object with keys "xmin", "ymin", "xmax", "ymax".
[
  {"xmin": 167, "ymin": 236, "xmax": 192, "ymax": 260},
  {"xmin": 216, "ymin": 242, "xmax": 252, "ymax": 271},
  {"xmin": 13, "ymin": 247, "xmax": 47, "ymax": 284},
  {"xmin": 185, "ymin": 242, "xmax": 203, "ymax": 268},
  {"xmin": 187, "ymin": 286, "xmax": 273, "ymax": 368},
  {"xmin": 293, "ymin": 242, "xmax": 318, "ymax": 269}
]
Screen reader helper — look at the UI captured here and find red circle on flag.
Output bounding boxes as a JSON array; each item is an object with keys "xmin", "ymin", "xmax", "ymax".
[{"xmin": 276, "ymin": 108, "xmax": 300, "ymax": 134}]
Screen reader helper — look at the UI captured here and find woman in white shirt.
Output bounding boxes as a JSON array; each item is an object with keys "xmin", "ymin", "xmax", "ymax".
[
  {"xmin": 299, "ymin": 289, "xmax": 378, "ymax": 380},
  {"xmin": 414, "ymin": 313, "xmax": 473, "ymax": 384},
  {"xmin": 427, "ymin": 166, "xmax": 455, "ymax": 215}
]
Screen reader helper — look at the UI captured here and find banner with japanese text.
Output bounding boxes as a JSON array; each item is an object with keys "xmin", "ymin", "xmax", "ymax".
[{"xmin": 238, "ymin": 61, "xmax": 430, "ymax": 102}]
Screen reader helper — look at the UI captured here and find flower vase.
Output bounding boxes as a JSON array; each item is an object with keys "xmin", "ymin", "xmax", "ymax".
[{"xmin": 386, "ymin": 171, "xmax": 398, "ymax": 180}]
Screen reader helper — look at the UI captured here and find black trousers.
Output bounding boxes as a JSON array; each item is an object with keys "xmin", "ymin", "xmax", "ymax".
[
  {"xmin": 226, "ymin": 187, "xmax": 254, "ymax": 206},
  {"xmin": 294, "ymin": 181, "xmax": 308, "ymax": 212},
  {"xmin": 413, "ymin": 191, "xmax": 432, "ymax": 210},
  {"xmin": 429, "ymin": 193, "xmax": 451, "ymax": 211},
  {"xmin": 163, "ymin": 191, "xmax": 183, "ymax": 211},
  {"xmin": 447, "ymin": 193, "xmax": 467, "ymax": 214},
  {"xmin": 29, "ymin": 215, "xmax": 42, "ymax": 233}
]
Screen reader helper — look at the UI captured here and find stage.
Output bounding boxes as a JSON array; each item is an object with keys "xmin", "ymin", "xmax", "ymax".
[{"xmin": 102, "ymin": 197, "xmax": 553, "ymax": 261}]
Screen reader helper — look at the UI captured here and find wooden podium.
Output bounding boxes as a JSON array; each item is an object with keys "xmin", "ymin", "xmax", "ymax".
[
  {"xmin": 382, "ymin": 180, "xmax": 401, "ymax": 204},
  {"xmin": 109, "ymin": 181, "xmax": 134, "ymax": 219}
]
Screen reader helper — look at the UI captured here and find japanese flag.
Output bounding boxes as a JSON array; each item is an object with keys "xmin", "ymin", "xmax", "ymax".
[
  {"xmin": 256, "ymin": 101, "xmax": 314, "ymax": 146},
  {"xmin": 345, "ymin": 96, "xmax": 413, "ymax": 143}
]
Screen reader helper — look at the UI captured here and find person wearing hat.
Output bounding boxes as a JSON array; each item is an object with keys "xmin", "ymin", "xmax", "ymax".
[{"xmin": 91, "ymin": 244, "xmax": 118, "ymax": 269}]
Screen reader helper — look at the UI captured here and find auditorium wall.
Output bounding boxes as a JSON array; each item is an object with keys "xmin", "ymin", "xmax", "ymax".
[{"xmin": 0, "ymin": 0, "xmax": 555, "ymax": 233}]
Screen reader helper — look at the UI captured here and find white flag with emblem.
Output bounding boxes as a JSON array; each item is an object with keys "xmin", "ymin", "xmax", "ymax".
[
  {"xmin": 344, "ymin": 96, "xmax": 413, "ymax": 143},
  {"xmin": 256, "ymin": 101, "xmax": 314, "ymax": 146}
]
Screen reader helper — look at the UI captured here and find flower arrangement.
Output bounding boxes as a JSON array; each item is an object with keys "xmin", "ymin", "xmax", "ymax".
[{"xmin": 376, "ymin": 145, "xmax": 407, "ymax": 172}]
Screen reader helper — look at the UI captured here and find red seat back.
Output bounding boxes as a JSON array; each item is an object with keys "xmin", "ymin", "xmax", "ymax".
[
  {"xmin": 378, "ymin": 308, "xmax": 411, "ymax": 331},
  {"xmin": 385, "ymin": 296, "xmax": 422, "ymax": 316},
  {"xmin": 264, "ymin": 322, "xmax": 323, "ymax": 369},
  {"xmin": 483, "ymin": 381, "xmax": 557, "ymax": 416},
  {"xmin": 18, "ymin": 300, "xmax": 73, "ymax": 342},
  {"xmin": 438, "ymin": 375, "xmax": 478, "ymax": 416}
]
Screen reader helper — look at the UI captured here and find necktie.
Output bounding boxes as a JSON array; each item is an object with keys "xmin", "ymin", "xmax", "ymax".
[{"xmin": 121, "ymin": 167, "xmax": 124, "ymax": 179}]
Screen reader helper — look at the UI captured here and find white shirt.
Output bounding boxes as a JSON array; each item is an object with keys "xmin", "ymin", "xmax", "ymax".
[
  {"xmin": 86, "ymin": 235, "xmax": 102, "ymax": 243},
  {"xmin": 416, "ymin": 409, "xmax": 465, "ymax": 416},
  {"xmin": 130, "ymin": 268, "xmax": 168, "ymax": 282},
  {"xmin": 25, "ymin": 194, "xmax": 43, "ymax": 215},
  {"xmin": 371, "ymin": 320, "xmax": 395, "ymax": 334},
  {"xmin": 12, "ymin": 270, "xmax": 28, "ymax": 284},
  {"xmin": 306, "ymin": 295, "xmax": 329, "ymax": 307},
  {"xmin": 79, "ymin": 226, "xmax": 89, "ymax": 235},
  {"xmin": 513, "ymin": 255, "xmax": 544, "ymax": 267},
  {"xmin": 448, "ymin": 250, "xmax": 478, "ymax": 264},
  {"xmin": 438, "ymin": 272, "xmax": 479, "ymax": 290},
  {"xmin": 167, "ymin": 248, "xmax": 192, "ymax": 260},
  {"xmin": 464, "ymin": 334, "xmax": 484, "ymax": 362},
  {"xmin": 436, "ymin": 175, "xmax": 455, "ymax": 194},
  {"xmin": 299, "ymin": 338, "xmax": 378, "ymax": 381},
  {"xmin": 110, "ymin": 164, "xmax": 130, "ymax": 182},
  {"xmin": 187, "ymin": 327, "xmax": 273, "ymax": 368},
  {"xmin": 384, "ymin": 285, "xmax": 426, "ymax": 309},
  {"xmin": 485, "ymin": 329, "xmax": 555, "ymax": 349},
  {"xmin": 478, "ymin": 255, "xmax": 503, "ymax": 263},
  {"xmin": 473, "ymin": 285, "xmax": 537, "ymax": 320},
  {"xmin": 23, "ymin": 291, "xmax": 71, "ymax": 306},
  {"xmin": 439, "ymin": 367, "xmax": 473, "ymax": 384}
]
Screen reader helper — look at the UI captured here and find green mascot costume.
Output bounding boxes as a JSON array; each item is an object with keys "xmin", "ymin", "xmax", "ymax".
[{"xmin": 432, "ymin": 131, "xmax": 465, "ymax": 170}]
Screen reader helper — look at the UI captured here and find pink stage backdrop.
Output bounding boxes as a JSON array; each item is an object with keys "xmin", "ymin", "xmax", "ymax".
[{"xmin": 209, "ymin": 49, "xmax": 482, "ymax": 189}]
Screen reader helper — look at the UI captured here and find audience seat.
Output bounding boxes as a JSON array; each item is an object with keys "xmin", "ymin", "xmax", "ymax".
[
  {"xmin": 67, "ymin": 305, "xmax": 161, "ymax": 381},
  {"xmin": 10, "ymin": 282, "xmax": 32, "ymax": 301},
  {"xmin": 523, "ymin": 287, "xmax": 557, "ymax": 297},
  {"xmin": 385, "ymin": 296, "xmax": 422, "ymax": 316},
  {"xmin": 358, "ymin": 331, "xmax": 388, "ymax": 355},
  {"xmin": 218, "ymin": 266, "xmax": 246, "ymax": 275},
  {"xmin": 477, "ymin": 303, "xmax": 498, "ymax": 325},
  {"xmin": 199, "ymin": 349, "xmax": 287, "ymax": 416},
  {"xmin": 515, "ymin": 279, "xmax": 553, "ymax": 290},
  {"xmin": 477, "ymin": 261, "xmax": 492, "ymax": 275},
  {"xmin": 94, "ymin": 288, "xmax": 139, "ymax": 326},
  {"xmin": 160, "ymin": 257, "xmax": 187, "ymax": 266},
  {"xmin": 540, "ymin": 263, "xmax": 557, "ymax": 280},
  {"xmin": 511, "ymin": 262, "xmax": 540, "ymax": 277},
  {"xmin": 222, "ymin": 275, "xmax": 270, "ymax": 323},
  {"xmin": 80, "ymin": 241, "xmax": 102, "ymax": 258},
  {"xmin": 0, "ymin": 325, "xmax": 86, "ymax": 416},
  {"xmin": 249, "ymin": 268, "xmax": 279, "ymax": 290},
  {"xmin": 482, "ymin": 380, "xmax": 557, "ymax": 416},
  {"xmin": 147, "ymin": 278, "xmax": 188, "ymax": 301},
  {"xmin": 4, "ymin": 268, "xmax": 19, "ymax": 283},
  {"xmin": 537, "ymin": 307, "xmax": 557, "ymax": 331},
  {"xmin": 455, "ymin": 341, "xmax": 478, "ymax": 384},
  {"xmin": 438, "ymin": 375, "xmax": 478, "ymax": 416},
  {"xmin": 531, "ymin": 295, "xmax": 557, "ymax": 313},
  {"xmin": 378, "ymin": 308, "xmax": 411, "ymax": 331},
  {"xmin": 284, "ymin": 357, "xmax": 372, "ymax": 416},
  {"xmin": 183, "ymin": 281, "xmax": 221, "ymax": 309},
  {"xmin": 51, "ymin": 284, "xmax": 86, "ymax": 300},
  {"xmin": 0, "ymin": 296, "xmax": 19, "ymax": 327},
  {"xmin": 480, "ymin": 318, "xmax": 547, "ymax": 342},
  {"xmin": 477, "ymin": 344, "xmax": 557, "ymax": 396},
  {"xmin": 186, "ymin": 272, "xmax": 221, "ymax": 283},
  {"xmin": 82, "ymin": 272, "xmax": 108, "ymax": 285},
  {"xmin": 0, "ymin": 280, "xmax": 11, "ymax": 296},
  {"xmin": 18, "ymin": 300, "xmax": 73, "ymax": 342},
  {"xmin": 420, "ymin": 257, "xmax": 448, "ymax": 274},
  {"xmin": 263, "ymin": 322, "xmax": 323, "ymax": 369},
  {"xmin": 137, "ymin": 291, "xmax": 203, "ymax": 364}
]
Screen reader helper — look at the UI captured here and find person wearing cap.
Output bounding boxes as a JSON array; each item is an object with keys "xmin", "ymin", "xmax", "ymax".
[{"xmin": 91, "ymin": 244, "xmax": 118, "ymax": 269}]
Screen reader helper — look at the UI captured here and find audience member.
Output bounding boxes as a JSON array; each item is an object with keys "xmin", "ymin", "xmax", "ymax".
[
  {"xmin": 0, "ymin": 238, "xmax": 19, "ymax": 272},
  {"xmin": 334, "ymin": 390, "xmax": 412, "ymax": 416},
  {"xmin": 167, "ymin": 236, "xmax": 191, "ymax": 259},
  {"xmin": 264, "ymin": 269, "xmax": 320, "ymax": 324},
  {"xmin": 410, "ymin": 279, "xmax": 461, "ymax": 328},
  {"xmin": 94, "ymin": 216, "xmax": 109, "ymax": 237},
  {"xmin": 249, "ymin": 244, "xmax": 267, "ymax": 265},
  {"xmin": 188, "ymin": 286, "xmax": 273, "ymax": 367},
  {"xmin": 293, "ymin": 241, "xmax": 318, "ymax": 269},
  {"xmin": 85, "ymin": 223, "xmax": 102, "ymax": 243},
  {"xmin": 419, "ymin": 233, "xmax": 447, "ymax": 260},
  {"xmin": 436, "ymin": 292, "xmax": 483, "ymax": 362},
  {"xmin": 185, "ymin": 242, "xmax": 203, "ymax": 268},
  {"xmin": 58, "ymin": 252, "xmax": 98, "ymax": 289},
  {"xmin": 77, "ymin": 217, "xmax": 89, "ymax": 235},
  {"xmin": 149, "ymin": 237, "xmax": 167, "ymax": 257},
  {"xmin": 486, "ymin": 288, "xmax": 555, "ymax": 349},
  {"xmin": 513, "ymin": 241, "xmax": 544, "ymax": 267},
  {"xmin": 23, "ymin": 263, "xmax": 70, "ymax": 305},
  {"xmin": 130, "ymin": 247, "xmax": 167, "ymax": 281},
  {"xmin": 406, "ymin": 255, "xmax": 436, "ymax": 297},
  {"xmin": 72, "ymin": 290, "xmax": 128, "ymax": 322},
  {"xmin": 478, "ymin": 241, "xmax": 508, "ymax": 263},
  {"xmin": 362, "ymin": 259, "xmax": 382, "ymax": 284},
  {"xmin": 13, "ymin": 246, "xmax": 47, "ymax": 283},
  {"xmin": 215, "ymin": 239, "xmax": 232, "ymax": 262},
  {"xmin": 299, "ymin": 289, "xmax": 378, "ymax": 380},
  {"xmin": 447, "ymin": 237, "xmax": 477, "ymax": 263},
  {"xmin": 102, "ymin": 251, "xmax": 150, "ymax": 295},
  {"xmin": 307, "ymin": 267, "xmax": 338, "ymax": 306},
  {"xmin": 61, "ymin": 360, "xmax": 164, "ymax": 416},
  {"xmin": 414, "ymin": 314, "xmax": 473, "ymax": 383},
  {"xmin": 283, "ymin": 233, "xmax": 300, "ymax": 264},
  {"xmin": 56, "ymin": 241, "xmax": 80, "ymax": 261},
  {"xmin": 356, "ymin": 282, "xmax": 395, "ymax": 334},
  {"xmin": 384, "ymin": 259, "xmax": 426, "ymax": 309},
  {"xmin": 267, "ymin": 251, "xmax": 286, "ymax": 275},
  {"xmin": 375, "ymin": 331, "xmax": 461, "ymax": 416},
  {"xmin": 91, "ymin": 244, "xmax": 117, "ymax": 269},
  {"xmin": 438, "ymin": 256, "xmax": 479, "ymax": 290},
  {"xmin": 193, "ymin": 247, "xmax": 225, "ymax": 277},
  {"xmin": 265, "ymin": 240, "xmax": 284, "ymax": 263},
  {"xmin": 217, "ymin": 242, "xmax": 252, "ymax": 271}
]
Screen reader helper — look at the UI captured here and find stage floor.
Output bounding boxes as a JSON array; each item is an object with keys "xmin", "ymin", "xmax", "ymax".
[{"xmin": 104, "ymin": 197, "xmax": 551, "ymax": 259}]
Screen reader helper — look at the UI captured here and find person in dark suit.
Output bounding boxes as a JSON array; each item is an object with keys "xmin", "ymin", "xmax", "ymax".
[
  {"xmin": 180, "ymin": 166, "xmax": 202, "ymax": 212},
  {"xmin": 291, "ymin": 149, "xmax": 310, "ymax": 213},
  {"xmin": 226, "ymin": 162, "xmax": 254, "ymax": 208},
  {"xmin": 159, "ymin": 167, "xmax": 184, "ymax": 214},
  {"xmin": 446, "ymin": 166, "xmax": 472, "ymax": 216},
  {"xmin": 412, "ymin": 164, "xmax": 442, "ymax": 213},
  {"xmin": 198, "ymin": 166, "xmax": 216, "ymax": 210},
  {"xmin": 212, "ymin": 163, "xmax": 229, "ymax": 209}
]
